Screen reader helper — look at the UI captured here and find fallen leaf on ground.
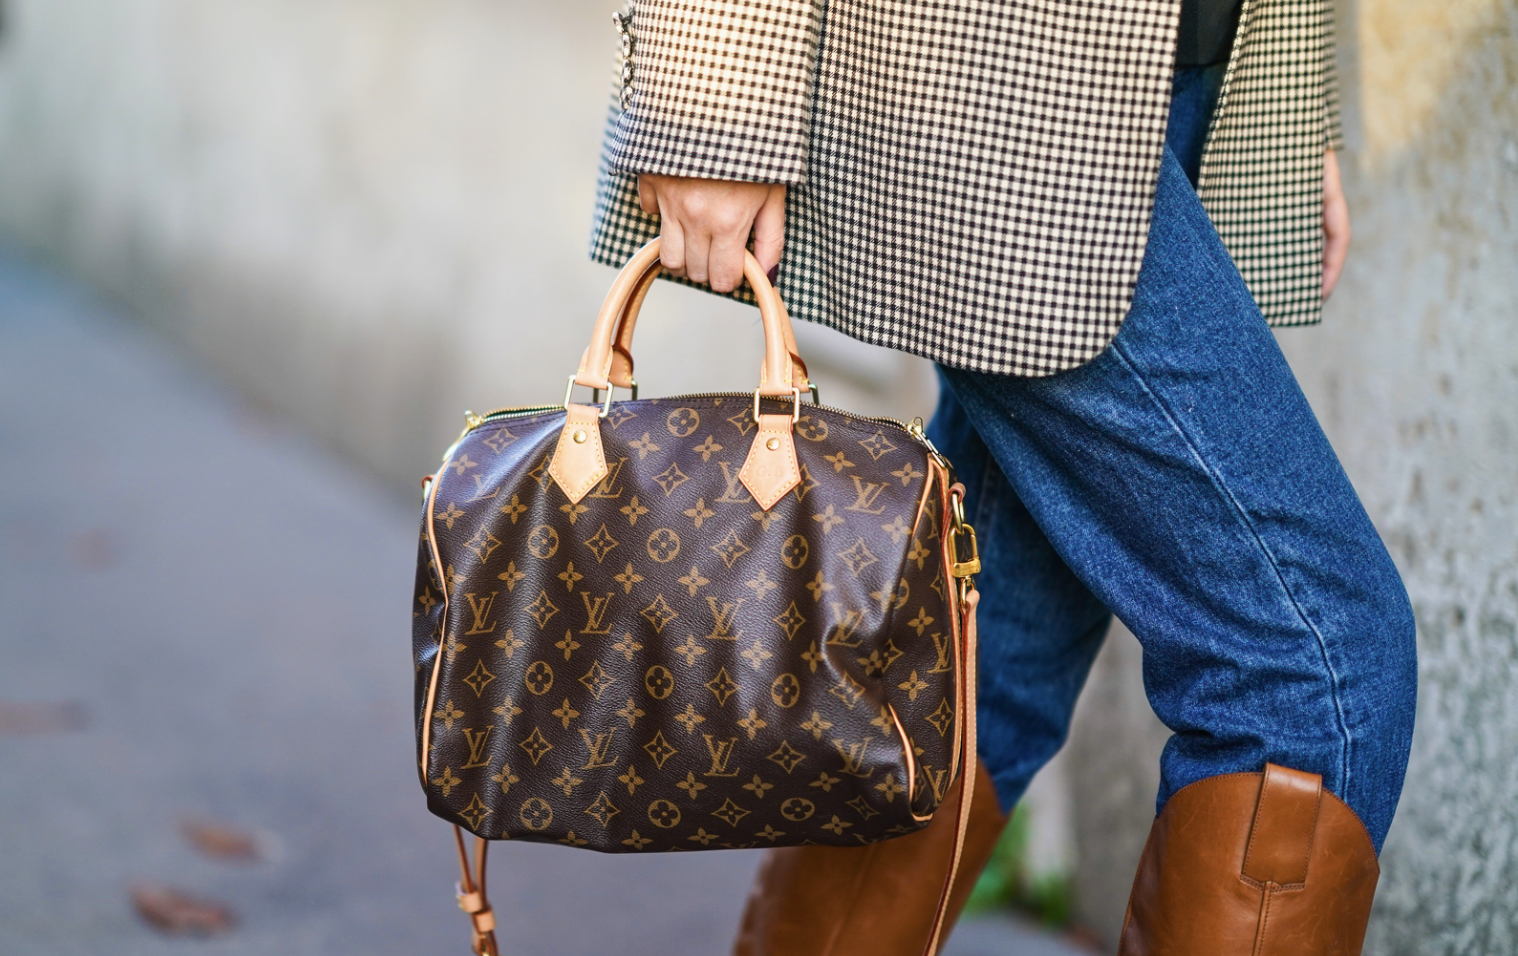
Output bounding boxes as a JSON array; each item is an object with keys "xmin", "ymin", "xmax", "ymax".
[
  {"xmin": 1064, "ymin": 925, "xmax": 1107, "ymax": 952},
  {"xmin": 0, "ymin": 700, "xmax": 89, "ymax": 735},
  {"xmin": 182, "ymin": 818, "xmax": 260, "ymax": 861},
  {"xmin": 130, "ymin": 883, "xmax": 236, "ymax": 935},
  {"xmin": 71, "ymin": 528, "xmax": 120, "ymax": 571}
]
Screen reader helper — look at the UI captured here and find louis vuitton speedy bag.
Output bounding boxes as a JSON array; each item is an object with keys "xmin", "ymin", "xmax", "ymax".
[{"xmin": 414, "ymin": 239, "xmax": 982, "ymax": 956}]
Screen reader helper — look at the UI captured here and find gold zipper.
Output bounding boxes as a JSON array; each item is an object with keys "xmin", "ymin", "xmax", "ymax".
[{"xmin": 460, "ymin": 393, "xmax": 929, "ymax": 450}]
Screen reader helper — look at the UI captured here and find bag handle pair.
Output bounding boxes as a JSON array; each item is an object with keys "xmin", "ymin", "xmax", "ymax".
[
  {"xmin": 593, "ymin": 252, "xmax": 812, "ymax": 399},
  {"xmin": 549, "ymin": 238, "xmax": 805, "ymax": 510}
]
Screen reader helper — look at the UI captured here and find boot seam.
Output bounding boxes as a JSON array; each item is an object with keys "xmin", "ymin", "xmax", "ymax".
[{"xmin": 819, "ymin": 843, "xmax": 880, "ymax": 956}]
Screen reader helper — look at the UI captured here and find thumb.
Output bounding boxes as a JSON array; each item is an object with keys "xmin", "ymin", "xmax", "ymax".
[{"xmin": 752, "ymin": 185, "xmax": 787, "ymax": 281}]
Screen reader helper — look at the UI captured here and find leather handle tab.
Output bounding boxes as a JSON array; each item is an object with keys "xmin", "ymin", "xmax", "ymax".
[
  {"xmin": 1241, "ymin": 763, "xmax": 1322, "ymax": 886},
  {"xmin": 574, "ymin": 238, "xmax": 800, "ymax": 397},
  {"xmin": 739, "ymin": 413, "xmax": 802, "ymax": 510},
  {"xmin": 549, "ymin": 403, "xmax": 610, "ymax": 503}
]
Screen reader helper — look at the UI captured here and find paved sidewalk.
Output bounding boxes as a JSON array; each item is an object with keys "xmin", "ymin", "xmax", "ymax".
[{"xmin": 0, "ymin": 248, "xmax": 1082, "ymax": 955}]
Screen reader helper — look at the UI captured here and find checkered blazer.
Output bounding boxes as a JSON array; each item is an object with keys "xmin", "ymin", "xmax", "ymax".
[{"xmin": 589, "ymin": 0, "xmax": 1345, "ymax": 377}]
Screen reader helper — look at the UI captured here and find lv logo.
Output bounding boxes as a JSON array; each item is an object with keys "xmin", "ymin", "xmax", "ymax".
[
  {"xmin": 464, "ymin": 591, "xmax": 499, "ymax": 635},
  {"xmin": 825, "ymin": 604, "xmax": 865, "ymax": 648},
  {"xmin": 704, "ymin": 596, "xmax": 744, "ymax": 640},
  {"xmin": 466, "ymin": 474, "xmax": 499, "ymax": 501},
  {"xmin": 461, "ymin": 726, "xmax": 494, "ymax": 769},
  {"xmin": 580, "ymin": 727, "xmax": 619, "ymax": 769},
  {"xmin": 702, "ymin": 734, "xmax": 741, "ymax": 777},
  {"xmin": 919, "ymin": 764, "xmax": 950, "ymax": 803},
  {"xmin": 581, "ymin": 592, "xmax": 615, "ymax": 635},
  {"xmin": 830, "ymin": 736, "xmax": 874, "ymax": 777},
  {"xmin": 715, "ymin": 462, "xmax": 749, "ymax": 504},
  {"xmin": 586, "ymin": 457, "xmax": 628, "ymax": 499},
  {"xmin": 929, "ymin": 632, "xmax": 954, "ymax": 674},
  {"xmin": 845, "ymin": 475, "xmax": 888, "ymax": 515}
]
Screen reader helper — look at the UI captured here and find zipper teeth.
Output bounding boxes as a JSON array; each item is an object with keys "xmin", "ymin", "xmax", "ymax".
[{"xmin": 472, "ymin": 393, "xmax": 922, "ymax": 441}]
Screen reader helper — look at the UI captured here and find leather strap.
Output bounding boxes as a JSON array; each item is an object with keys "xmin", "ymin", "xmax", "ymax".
[
  {"xmin": 574, "ymin": 239, "xmax": 797, "ymax": 397},
  {"xmin": 1242, "ymin": 763, "xmax": 1322, "ymax": 886},
  {"xmin": 453, "ymin": 826, "xmax": 499, "ymax": 956},
  {"xmin": 918, "ymin": 480, "xmax": 980, "ymax": 956},
  {"xmin": 599, "ymin": 258, "xmax": 811, "ymax": 394}
]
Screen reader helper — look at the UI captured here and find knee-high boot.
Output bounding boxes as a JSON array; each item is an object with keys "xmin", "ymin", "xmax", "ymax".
[
  {"xmin": 732, "ymin": 763, "xmax": 1008, "ymax": 956},
  {"xmin": 1119, "ymin": 763, "xmax": 1380, "ymax": 956}
]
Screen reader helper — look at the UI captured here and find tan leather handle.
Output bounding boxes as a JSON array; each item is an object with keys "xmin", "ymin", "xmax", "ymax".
[
  {"xmin": 574, "ymin": 238, "xmax": 799, "ymax": 398},
  {"xmin": 599, "ymin": 260, "xmax": 810, "ymax": 393}
]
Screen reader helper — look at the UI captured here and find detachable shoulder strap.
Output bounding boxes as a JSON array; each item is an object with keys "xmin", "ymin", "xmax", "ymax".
[{"xmin": 920, "ymin": 585, "xmax": 979, "ymax": 956}]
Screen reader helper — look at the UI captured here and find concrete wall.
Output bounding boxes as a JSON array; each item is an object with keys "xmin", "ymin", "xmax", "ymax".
[
  {"xmin": 1065, "ymin": 0, "xmax": 1518, "ymax": 950},
  {"xmin": 1, "ymin": 0, "xmax": 1514, "ymax": 952},
  {"xmin": 0, "ymin": 0, "xmax": 937, "ymax": 491}
]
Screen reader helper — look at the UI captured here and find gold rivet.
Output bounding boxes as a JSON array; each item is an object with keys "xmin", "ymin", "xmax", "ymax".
[
  {"xmin": 573, "ymin": 429, "xmax": 588, "ymax": 444},
  {"xmin": 766, "ymin": 437, "xmax": 781, "ymax": 451}
]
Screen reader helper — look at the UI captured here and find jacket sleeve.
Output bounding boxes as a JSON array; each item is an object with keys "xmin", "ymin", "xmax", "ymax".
[
  {"xmin": 605, "ymin": 0, "xmax": 823, "ymax": 185},
  {"xmin": 1324, "ymin": 1, "xmax": 1345, "ymax": 150}
]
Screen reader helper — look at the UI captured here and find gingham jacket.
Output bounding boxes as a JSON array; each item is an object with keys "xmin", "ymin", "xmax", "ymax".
[{"xmin": 589, "ymin": 0, "xmax": 1345, "ymax": 377}]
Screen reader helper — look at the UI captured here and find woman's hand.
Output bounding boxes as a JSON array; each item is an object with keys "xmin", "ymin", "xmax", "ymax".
[
  {"xmin": 637, "ymin": 175, "xmax": 786, "ymax": 293},
  {"xmin": 1322, "ymin": 149, "xmax": 1351, "ymax": 299}
]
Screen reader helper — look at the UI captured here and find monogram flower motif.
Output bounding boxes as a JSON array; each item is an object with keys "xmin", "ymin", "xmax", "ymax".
[
  {"xmin": 460, "ymin": 793, "xmax": 491, "ymax": 829},
  {"xmin": 628, "ymin": 432, "xmax": 662, "ymax": 460},
  {"xmin": 676, "ymin": 564, "xmax": 710, "ymax": 596},
  {"xmin": 710, "ymin": 529, "xmax": 751, "ymax": 568},
  {"xmin": 431, "ymin": 766, "xmax": 462, "ymax": 797},
  {"xmin": 613, "ymin": 562, "xmax": 644, "ymax": 594},
  {"xmin": 585, "ymin": 791, "xmax": 620, "ymax": 827},
  {"xmin": 639, "ymin": 594, "xmax": 678, "ymax": 634},
  {"xmin": 620, "ymin": 495, "xmax": 651, "ymax": 525},
  {"xmin": 519, "ymin": 727, "xmax": 554, "ymax": 765},
  {"xmin": 584, "ymin": 524, "xmax": 620, "ymax": 562},
  {"xmin": 491, "ymin": 762, "xmax": 521, "ymax": 794},
  {"xmin": 857, "ymin": 430, "xmax": 898, "ymax": 460},
  {"xmin": 683, "ymin": 497, "xmax": 717, "ymax": 528},
  {"xmin": 838, "ymin": 538, "xmax": 879, "ymax": 576},
  {"xmin": 551, "ymin": 698, "xmax": 580, "ymax": 729},
  {"xmin": 615, "ymin": 698, "xmax": 646, "ymax": 729},
  {"xmin": 711, "ymin": 798, "xmax": 750, "ymax": 827},
  {"xmin": 551, "ymin": 767, "xmax": 585, "ymax": 795},
  {"xmin": 463, "ymin": 659, "xmax": 495, "ymax": 697},
  {"xmin": 704, "ymin": 667, "xmax": 739, "ymax": 706},
  {"xmin": 618, "ymin": 764, "xmax": 646, "ymax": 795},
  {"xmin": 643, "ymin": 731, "xmax": 678, "ymax": 769}
]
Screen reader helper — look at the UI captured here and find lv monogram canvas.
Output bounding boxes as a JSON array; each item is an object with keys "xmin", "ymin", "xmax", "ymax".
[{"xmin": 414, "ymin": 396, "xmax": 967, "ymax": 852}]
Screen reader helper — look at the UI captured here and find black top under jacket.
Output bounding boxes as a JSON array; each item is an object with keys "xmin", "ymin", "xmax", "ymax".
[{"xmin": 1176, "ymin": 0, "xmax": 1245, "ymax": 66}]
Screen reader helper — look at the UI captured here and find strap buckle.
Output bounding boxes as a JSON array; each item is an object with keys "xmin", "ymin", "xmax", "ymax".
[
  {"xmin": 752, "ymin": 386, "xmax": 803, "ymax": 424},
  {"xmin": 563, "ymin": 374, "xmax": 617, "ymax": 418}
]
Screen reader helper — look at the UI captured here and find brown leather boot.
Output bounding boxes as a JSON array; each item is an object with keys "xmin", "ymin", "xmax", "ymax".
[
  {"xmin": 1119, "ymin": 763, "xmax": 1380, "ymax": 956},
  {"xmin": 732, "ymin": 763, "xmax": 1008, "ymax": 956}
]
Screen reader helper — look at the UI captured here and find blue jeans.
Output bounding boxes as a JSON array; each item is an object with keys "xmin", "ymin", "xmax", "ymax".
[{"xmin": 929, "ymin": 68, "xmax": 1417, "ymax": 852}]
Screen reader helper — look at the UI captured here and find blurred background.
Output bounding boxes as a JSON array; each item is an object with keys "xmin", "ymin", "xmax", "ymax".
[{"xmin": 0, "ymin": 0, "xmax": 1512, "ymax": 953}]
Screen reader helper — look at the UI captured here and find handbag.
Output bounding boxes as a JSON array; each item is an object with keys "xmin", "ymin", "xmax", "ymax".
[{"xmin": 413, "ymin": 239, "xmax": 982, "ymax": 956}]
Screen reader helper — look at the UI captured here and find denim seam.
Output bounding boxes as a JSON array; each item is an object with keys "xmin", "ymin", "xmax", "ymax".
[{"xmin": 1107, "ymin": 339, "xmax": 1354, "ymax": 795}]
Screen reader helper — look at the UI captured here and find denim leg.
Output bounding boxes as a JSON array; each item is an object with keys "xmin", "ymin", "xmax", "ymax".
[
  {"xmin": 938, "ymin": 147, "xmax": 1417, "ymax": 851},
  {"xmin": 927, "ymin": 380, "xmax": 1112, "ymax": 815}
]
